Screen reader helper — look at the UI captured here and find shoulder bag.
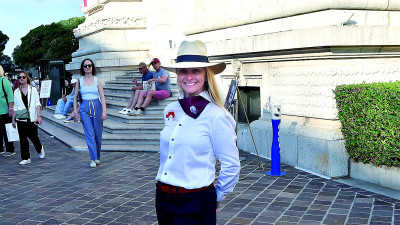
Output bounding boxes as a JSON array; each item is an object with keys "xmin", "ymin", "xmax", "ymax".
[{"xmin": 16, "ymin": 87, "xmax": 32, "ymax": 121}]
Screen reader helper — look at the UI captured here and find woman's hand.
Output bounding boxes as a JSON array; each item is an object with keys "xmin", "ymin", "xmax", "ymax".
[
  {"xmin": 73, "ymin": 110, "xmax": 80, "ymax": 122},
  {"xmin": 12, "ymin": 120, "xmax": 16, "ymax": 129},
  {"xmin": 101, "ymin": 111, "xmax": 107, "ymax": 120},
  {"xmin": 36, "ymin": 116, "xmax": 42, "ymax": 125}
]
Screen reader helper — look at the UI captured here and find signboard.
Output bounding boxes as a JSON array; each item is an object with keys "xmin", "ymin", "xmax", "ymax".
[
  {"xmin": 40, "ymin": 80, "xmax": 52, "ymax": 99},
  {"xmin": 224, "ymin": 80, "xmax": 238, "ymax": 109}
]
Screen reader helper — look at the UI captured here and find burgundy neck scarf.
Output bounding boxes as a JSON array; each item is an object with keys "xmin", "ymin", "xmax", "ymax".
[{"xmin": 178, "ymin": 95, "xmax": 210, "ymax": 119}]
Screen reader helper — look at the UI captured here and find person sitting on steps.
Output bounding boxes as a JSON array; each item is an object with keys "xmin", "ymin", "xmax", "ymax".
[
  {"xmin": 129, "ymin": 58, "xmax": 171, "ymax": 116},
  {"xmin": 54, "ymin": 78, "xmax": 77, "ymax": 119},
  {"xmin": 119, "ymin": 62, "xmax": 154, "ymax": 115}
]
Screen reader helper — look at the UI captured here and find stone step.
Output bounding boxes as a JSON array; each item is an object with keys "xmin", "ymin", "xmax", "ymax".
[
  {"xmin": 104, "ymin": 92, "xmax": 178, "ymax": 104},
  {"xmin": 44, "ymin": 106, "xmax": 164, "ymax": 125},
  {"xmin": 107, "ymin": 102, "xmax": 166, "ymax": 115},
  {"xmin": 114, "ymin": 72, "xmax": 177, "ymax": 80},
  {"xmin": 39, "ymin": 70, "xmax": 171, "ymax": 152},
  {"xmin": 38, "ymin": 119, "xmax": 159, "ymax": 152},
  {"xmin": 41, "ymin": 110, "xmax": 160, "ymax": 146},
  {"xmin": 103, "ymin": 85, "xmax": 179, "ymax": 94},
  {"xmin": 106, "ymin": 79, "xmax": 177, "ymax": 87},
  {"xmin": 106, "ymin": 108, "xmax": 164, "ymax": 124},
  {"xmin": 42, "ymin": 109, "xmax": 163, "ymax": 134}
]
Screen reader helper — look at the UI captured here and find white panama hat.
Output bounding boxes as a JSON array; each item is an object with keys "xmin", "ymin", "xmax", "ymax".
[{"xmin": 163, "ymin": 40, "xmax": 226, "ymax": 75}]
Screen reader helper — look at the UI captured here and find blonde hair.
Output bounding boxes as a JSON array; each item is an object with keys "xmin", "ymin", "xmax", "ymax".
[
  {"xmin": 205, "ymin": 67, "xmax": 224, "ymax": 108},
  {"xmin": 0, "ymin": 65, "xmax": 4, "ymax": 77}
]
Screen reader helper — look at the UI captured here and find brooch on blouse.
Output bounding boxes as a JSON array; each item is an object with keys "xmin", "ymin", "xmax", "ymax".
[{"xmin": 166, "ymin": 111, "xmax": 175, "ymax": 125}]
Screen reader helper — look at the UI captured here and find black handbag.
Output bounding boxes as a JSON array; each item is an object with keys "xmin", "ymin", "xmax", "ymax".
[{"xmin": 76, "ymin": 79, "xmax": 82, "ymax": 102}]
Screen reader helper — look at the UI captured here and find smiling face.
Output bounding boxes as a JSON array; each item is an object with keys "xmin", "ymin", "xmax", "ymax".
[{"xmin": 177, "ymin": 67, "xmax": 206, "ymax": 98}]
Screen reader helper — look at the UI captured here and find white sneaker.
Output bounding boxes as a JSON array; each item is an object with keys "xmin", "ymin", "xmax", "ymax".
[
  {"xmin": 95, "ymin": 160, "xmax": 100, "ymax": 165},
  {"xmin": 135, "ymin": 109, "xmax": 143, "ymax": 115},
  {"xmin": 121, "ymin": 108, "xmax": 132, "ymax": 115},
  {"xmin": 53, "ymin": 114, "xmax": 61, "ymax": 118},
  {"xmin": 118, "ymin": 108, "xmax": 128, "ymax": 114},
  {"xmin": 57, "ymin": 115, "xmax": 66, "ymax": 120},
  {"xmin": 127, "ymin": 109, "xmax": 137, "ymax": 116},
  {"xmin": 19, "ymin": 159, "xmax": 31, "ymax": 165},
  {"xmin": 90, "ymin": 161, "xmax": 96, "ymax": 168},
  {"xmin": 39, "ymin": 147, "xmax": 45, "ymax": 159}
]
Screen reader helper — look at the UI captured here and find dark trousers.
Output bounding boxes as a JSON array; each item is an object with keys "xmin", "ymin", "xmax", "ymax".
[
  {"xmin": 17, "ymin": 121, "xmax": 42, "ymax": 160},
  {"xmin": 0, "ymin": 114, "xmax": 14, "ymax": 153},
  {"xmin": 155, "ymin": 185, "xmax": 217, "ymax": 225}
]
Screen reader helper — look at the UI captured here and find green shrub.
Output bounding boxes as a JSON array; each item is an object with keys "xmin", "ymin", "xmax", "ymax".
[{"xmin": 333, "ymin": 81, "xmax": 400, "ymax": 167}]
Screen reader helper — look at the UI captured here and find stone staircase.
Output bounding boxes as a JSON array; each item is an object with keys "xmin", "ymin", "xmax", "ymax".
[{"xmin": 39, "ymin": 71, "xmax": 178, "ymax": 152}]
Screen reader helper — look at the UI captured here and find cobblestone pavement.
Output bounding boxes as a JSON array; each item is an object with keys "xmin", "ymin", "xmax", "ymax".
[{"xmin": 1, "ymin": 130, "xmax": 399, "ymax": 225}]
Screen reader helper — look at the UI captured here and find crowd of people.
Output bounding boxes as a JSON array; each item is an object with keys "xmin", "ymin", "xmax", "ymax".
[{"xmin": 1, "ymin": 40, "xmax": 241, "ymax": 224}]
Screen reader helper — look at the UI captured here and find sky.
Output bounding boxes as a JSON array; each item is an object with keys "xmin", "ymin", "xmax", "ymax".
[{"xmin": 0, "ymin": 0, "xmax": 84, "ymax": 58}]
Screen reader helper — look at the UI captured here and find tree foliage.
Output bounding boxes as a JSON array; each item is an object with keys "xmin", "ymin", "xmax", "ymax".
[
  {"xmin": 0, "ymin": 30, "xmax": 11, "ymax": 64},
  {"xmin": 0, "ymin": 30, "xmax": 9, "ymax": 53},
  {"xmin": 13, "ymin": 17, "xmax": 85, "ymax": 68}
]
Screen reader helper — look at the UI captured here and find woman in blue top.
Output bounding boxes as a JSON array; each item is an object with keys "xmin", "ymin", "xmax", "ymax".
[{"xmin": 73, "ymin": 59, "xmax": 107, "ymax": 168}]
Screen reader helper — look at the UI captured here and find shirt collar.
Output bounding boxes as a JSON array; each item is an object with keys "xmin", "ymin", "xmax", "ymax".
[{"xmin": 179, "ymin": 91, "xmax": 212, "ymax": 102}]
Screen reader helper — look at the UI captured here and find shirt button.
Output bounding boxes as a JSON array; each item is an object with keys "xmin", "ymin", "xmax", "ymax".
[
  {"xmin": 171, "ymin": 138, "xmax": 174, "ymax": 141},
  {"xmin": 169, "ymin": 156, "xmax": 171, "ymax": 159},
  {"xmin": 164, "ymin": 172, "xmax": 167, "ymax": 175},
  {"xmin": 179, "ymin": 124, "xmax": 182, "ymax": 126}
]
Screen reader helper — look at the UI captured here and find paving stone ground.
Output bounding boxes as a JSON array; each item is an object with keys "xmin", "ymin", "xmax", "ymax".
[{"xmin": 1, "ymin": 130, "xmax": 400, "ymax": 225}]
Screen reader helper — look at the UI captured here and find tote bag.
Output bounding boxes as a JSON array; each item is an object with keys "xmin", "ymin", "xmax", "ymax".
[{"xmin": 5, "ymin": 123, "xmax": 19, "ymax": 142}]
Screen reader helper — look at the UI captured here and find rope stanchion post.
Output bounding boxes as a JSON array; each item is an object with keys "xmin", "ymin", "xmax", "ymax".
[{"xmin": 267, "ymin": 104, "xmax": 286, "ymax": 176}]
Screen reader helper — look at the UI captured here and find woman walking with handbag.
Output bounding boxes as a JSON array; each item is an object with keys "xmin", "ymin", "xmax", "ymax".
[
  {"xmin": 73, "ymin": 59, "xmax": 107, "ymax": 168},
  {"xmin": 12, "ymin": 71, "xmax": 44, "ymax": 165}
]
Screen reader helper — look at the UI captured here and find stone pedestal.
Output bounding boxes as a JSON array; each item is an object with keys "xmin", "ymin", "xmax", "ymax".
[{"xmin": 66, "ymin": 0, "xmax": 150, "ymax": 83}]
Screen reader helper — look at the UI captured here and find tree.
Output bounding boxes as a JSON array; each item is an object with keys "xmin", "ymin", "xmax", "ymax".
[
  {"xmin": 13, "ymin": 16, "xmax": 85, "ymax": 68},
  {"xmin": 0, "ymin": 30, "xmax": 11, "ymax": 65},
  {"xmin": 0, "ymin": 30, "xmax": 9, "ymax": 53}
]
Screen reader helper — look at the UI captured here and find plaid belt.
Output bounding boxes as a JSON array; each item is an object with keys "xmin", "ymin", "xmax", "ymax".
[{"xmin": 156, "ymin": 182, "xmax": 213, "ymax": 194}]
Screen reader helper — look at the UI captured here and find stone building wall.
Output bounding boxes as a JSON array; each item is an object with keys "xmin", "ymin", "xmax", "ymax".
[{"xmin": 66, "ymin": 0, "xmax": 400, "ymax": 181}]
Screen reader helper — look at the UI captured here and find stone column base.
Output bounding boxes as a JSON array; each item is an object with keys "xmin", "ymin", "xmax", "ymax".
[{"xmin": 237, "ymin": 115, "xmax": 349, "ymax": 178}]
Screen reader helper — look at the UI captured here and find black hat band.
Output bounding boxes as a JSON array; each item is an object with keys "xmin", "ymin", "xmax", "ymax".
[{"xmin": 176, "ymin": 55, "xmax": 209, "ymax": 63}]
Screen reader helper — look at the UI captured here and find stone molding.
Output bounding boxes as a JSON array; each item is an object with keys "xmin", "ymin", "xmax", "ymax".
[
  {"xmin": 74, "ymin": 16, "xmax": 146, "ymax": 38},
  {"xmin": 71, "ymin": 44, "xmax": 149, "ymax": 58},
  {"xmin": 183, "ymin": 0, "xmax": 400, "ymax": 34},
  {"xmin": 350, "ymin": 159, "xmax": 400, "ymax": 191},
  {"xmin": 83, "ymin": 3, "xmax": 105, "ymax": 16},
  {"xmin": 269, "ymin": 59, "xmax": 400, "ymax": 120}
]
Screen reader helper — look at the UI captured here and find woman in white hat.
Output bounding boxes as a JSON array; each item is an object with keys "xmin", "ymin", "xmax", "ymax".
[{"xmin": 156, "ymin": 40, "xmax": 240, "ymax": 224}]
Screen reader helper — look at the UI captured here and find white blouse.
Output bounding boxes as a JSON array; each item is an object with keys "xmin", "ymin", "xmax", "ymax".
[
  {"xmin": 157, "ymin": 91, "xmax": 240, "ymax": 202},
  {"xmin": 13, "ymin": 86, "xmax": 41, "ymax": 122}
]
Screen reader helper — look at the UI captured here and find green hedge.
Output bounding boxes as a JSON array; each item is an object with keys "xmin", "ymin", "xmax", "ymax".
[{"xmin": 333, "ymin": 81, "xmax": 400, "ymax": 167}]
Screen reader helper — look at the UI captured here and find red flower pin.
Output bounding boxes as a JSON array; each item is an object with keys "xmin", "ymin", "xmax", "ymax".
[{"xmin": 166, "ymin": 111, "xmax": 175, "ymax": 119}]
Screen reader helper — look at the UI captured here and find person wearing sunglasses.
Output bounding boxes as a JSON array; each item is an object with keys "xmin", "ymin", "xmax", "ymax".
[
  {"xmin": 118, "ymin": 62, "xmax": 154, "ymax": 115},
  {"xmin": 130, "ymin": 58, "xmax": 171, "ymax": 116},
  {"xmin": 0, "ymin": 65, "xmax": 16, "ymax": 157},
  {"xmin": 12, "ymin": 71, "xmax": 44, "ymax": 165},
  {"xmin": 73, "ymin": 59, "xmax": 107, "ymax": 168}
]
